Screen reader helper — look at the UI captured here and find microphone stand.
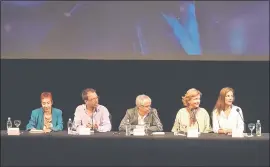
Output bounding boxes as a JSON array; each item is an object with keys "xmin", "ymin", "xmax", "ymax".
[
  {"xmin": 149, "ymin": 108, "xmax": 162, "ymax": 131},
  {"xmin": 236, "ymin": 108, "xmax": 246, "ymax": 133},
  {"xmin": 91, "ymin": 112, "xmax": 94, "ymax": 131}
]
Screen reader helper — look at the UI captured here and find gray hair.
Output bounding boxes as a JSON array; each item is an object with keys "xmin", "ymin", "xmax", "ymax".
[{"xmin": 135, "ymin": 94, "xmax": 151, "ymax": 106}]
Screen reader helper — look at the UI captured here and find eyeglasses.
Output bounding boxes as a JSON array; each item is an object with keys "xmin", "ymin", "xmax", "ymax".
[
  {"xmin": 88, "ymin": 96, "xmax": 100, "ymax": 102},
  {"xmin": 141, "ymin": 105, "xmax": 151, "ymax": 108}
]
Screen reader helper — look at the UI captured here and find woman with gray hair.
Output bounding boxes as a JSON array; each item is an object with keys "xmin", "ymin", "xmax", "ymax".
[{"xmin": 119, "ymin": 94, "xmax": 163, "ymax": 132}]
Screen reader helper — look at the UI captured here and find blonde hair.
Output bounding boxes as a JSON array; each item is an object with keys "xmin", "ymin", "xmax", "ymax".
[
  {"xmin": 182, "ymin": 88, "xmax": 202, "ymax": 107},
  {"xmin": 214, "ymin": 87, "xmax": 234, "ymax": 115}
]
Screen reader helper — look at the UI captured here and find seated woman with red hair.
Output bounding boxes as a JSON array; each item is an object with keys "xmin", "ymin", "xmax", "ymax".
[
  {"xmin": 26, "ymin": 92, "xmax": 63, "ymax": 133},
  {"xmin": 212, "ymin": 87, "xmax": 244, "ymax": 135}
]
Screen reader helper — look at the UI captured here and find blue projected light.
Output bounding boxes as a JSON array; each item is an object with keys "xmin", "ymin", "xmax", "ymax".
[
  {"xmin": 136, "ymin": 25, "xmax": 148, "ymax": 55},
  {"xmin": 162, "ymin": 3, "xmax": 201, "ymax": 55},
  {"xmin": 1, "ymin": 1, "xmax": 268, "ymax": 60},
  {"xmin": 229, "ymin": 20, "xmax": 246, "ymax": 55}
]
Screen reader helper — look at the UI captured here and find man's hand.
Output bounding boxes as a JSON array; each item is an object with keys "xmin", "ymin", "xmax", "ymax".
[
  {"xmin": 93, "ymin": 124, "xmax": 98, "ymax": 130},
  {"xmin": 86, "ymin": 123, "xmax": 93, "ymax": 128},
  {"xmin": 86, "ymin": 124, "xmax": 98, "ymax": 130}
]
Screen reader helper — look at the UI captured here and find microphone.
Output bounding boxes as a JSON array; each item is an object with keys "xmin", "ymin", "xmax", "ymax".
[
  {"xmin": 236, "ymin": 108, "xmax": 243, "ymax": 120},
  {"xmin": 236, "ymin": 108, "xmax": 245, "ymax": 132},
  {"xmin": 148, "ymin": 108, "xmax": 162, "ymax": 130},
  {"xmin": 91, "ymin": 113, "xmax": 94, "ymax": 130},
  {"xmin": 149, "ymin": 108, "xmax": 158, "ymax": 121},
  {"xmin": 91, "ymin": 107, "xmax": 97, "ymax": 131},
  {"xmin": 191, "ymin": 108, "xmax": 200, "ymax": 133}
]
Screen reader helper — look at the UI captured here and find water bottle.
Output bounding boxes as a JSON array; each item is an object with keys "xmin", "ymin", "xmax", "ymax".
[
  {"xmin": 67, "ymin": 118, "xmax": 73, "ymax": 134},
  {"xmin": 7, "ymin": 117, "xmax": 12, "ymax": 130},
  {"xmin": 256, "ymin": 120, "xmax": 261, "ymax": 136},
  {"xmin": 125, "ymin": 119, "xmax": 131, "ymax": 136}
]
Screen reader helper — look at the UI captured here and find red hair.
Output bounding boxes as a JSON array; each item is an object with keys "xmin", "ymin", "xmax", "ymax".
[
  {"xmin": 40, "ymin": 92, "xmax": 53, "ymax": 101},
  {"xmin": 214, "ymin": 87, "xmax": 234, "ymax": 115}
]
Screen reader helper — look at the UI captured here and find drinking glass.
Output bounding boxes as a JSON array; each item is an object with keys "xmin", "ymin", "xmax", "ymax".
[
  {"xmin": 14, "ymin": 120, "xmax": 21, "ymax": 128},
  {"xmin": 181, "ymin": 124, "xmax": 188, "ymax": 135},
  {"xmin": 144, "ymin": 123, "xmax": 150, "ymax": 135},
  {"xmin": 174, "ymin": 127, "xmax": 179, "ymax": 136},
  {"xmin": 248, "ymin": 123, "xmax": 255, "ymax": 137}
]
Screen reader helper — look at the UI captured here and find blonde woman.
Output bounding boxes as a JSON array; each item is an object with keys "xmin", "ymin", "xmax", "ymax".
[
  {"xmin": 212, "ymin": 87, "xmax": 244, "ymax": 135},
  {"xmin": 172, "ymin": 88, "xmax": 211, "ymax": 133}
]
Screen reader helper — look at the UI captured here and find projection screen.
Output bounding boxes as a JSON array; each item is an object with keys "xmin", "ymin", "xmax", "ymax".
[{"xmin": 1, "ymin": 1, "xmax": 269, "ymax": 61}]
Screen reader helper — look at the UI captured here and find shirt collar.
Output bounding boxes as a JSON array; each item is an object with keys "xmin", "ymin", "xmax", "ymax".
[
  {"xmin": 84, "ymin": 104, "xmax": 99, "ymax": 114},
  {"xmin": 41, "ymin": 107, "xmax": 53, "ymax": 114},
  {"xmin": 220, "ymin": 105, "xmax": 236, "ymax": 115}
]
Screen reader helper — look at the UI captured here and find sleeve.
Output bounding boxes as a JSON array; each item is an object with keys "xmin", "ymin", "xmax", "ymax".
[
  {"xmin": 26, "ymin": 110, "xmax": 37, "ymax": 131},
  {"xmin": 236, "ymin": 107, "xmax": 245, "ymax": 132},
  {"xmin": 203, "ymin": 109, "xmax": 212, "ymax": 133},
  {"xmin": 97, "ymin": 107, "xmax": 112, "ymax": 132},
  {"xmin": 171, "ymin": 111, "xmax": 180, "ymax": 132},
  {"xmin": 212, "ymin": 109, "xmax": 220, "ymax": 133},
  {"xmin": 118, "ymin": 110, "xmax": 131, "ymax": 131},
  {"xmin": 52, "ymin": 110, "xmax": 63, "ymax": 131},
  {"xmin": 73, "ymin": 106, "xmax": 84, "ymax": 128},
  {"xmin": 149, "ymin": 109, "xmax": 163, "ymax": 132}
]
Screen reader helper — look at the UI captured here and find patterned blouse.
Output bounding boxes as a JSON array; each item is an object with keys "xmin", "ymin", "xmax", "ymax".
[{"xmin": 43, "ymin": 114, "xmax": 52, "ymax": 131}]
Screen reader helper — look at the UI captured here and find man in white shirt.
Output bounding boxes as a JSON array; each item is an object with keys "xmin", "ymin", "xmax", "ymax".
[{"xmin": 73, "ymin": 88, "xmax": 111, "ymax": 132}]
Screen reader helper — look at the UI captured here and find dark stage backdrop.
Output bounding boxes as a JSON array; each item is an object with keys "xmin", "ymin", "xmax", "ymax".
[{"xmin": 1, "ymin": 60, "xmax": 269, "ymax": 132}]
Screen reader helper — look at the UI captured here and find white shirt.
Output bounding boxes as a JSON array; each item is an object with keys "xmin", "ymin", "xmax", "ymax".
[
  {"xmin": 212, "ymin": 105, "xmax": 244, "ymax": 133},
  {"xmin": 73, "ymin": 104, "xmax": 112, "ymax": 132},
  {"xmin": 138, "ymin": 113, "xmax": 147, "ymax": 125}
]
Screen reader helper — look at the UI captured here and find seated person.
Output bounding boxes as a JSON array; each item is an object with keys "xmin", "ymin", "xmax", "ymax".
[
  {"xmin": 73, "ymin": 88, "xmax": 111, "ymax": 132},
  {"xmin": 172, "ymin": 88, "xmax": 211, "ymax": 133},
  {"xmin": 212, "ymin": 87, "xmax": 244, "ymax": 135},
  {"xmin": 119, "ymin": 94, "xmax": 163, "ymax": 132},
  {"xmin": 26, "ymin": 92, "xmax": 63, "ymax": 132}
]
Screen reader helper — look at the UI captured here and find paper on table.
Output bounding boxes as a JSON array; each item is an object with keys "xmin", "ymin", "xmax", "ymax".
[
  {"xmin": 7, "ymin": 128, "xmax": 20, "ymax": 135},
  {"xmin": 152, "ymin": 132, "xmax": 165, "ymax": 135},
  {"xmin": 232, "ymin": 129, "xmax": 244, "ymax": 138},
  {"xmin": 187, "ymin": 128, "xmax": 199, "ymax": 138},
  {"xmin": 29, "ymin": 129, "xmax": 44, "ymax": 133}
]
